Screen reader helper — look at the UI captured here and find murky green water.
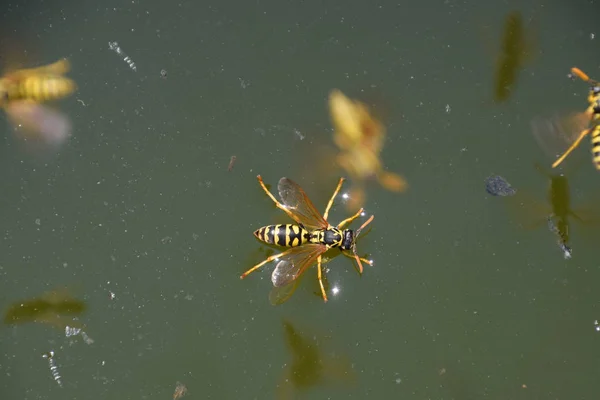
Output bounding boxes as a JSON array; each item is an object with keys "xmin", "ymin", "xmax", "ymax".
[{"xmin": 1, "ymin": 0, "xmax": 600, "ymax": 399}]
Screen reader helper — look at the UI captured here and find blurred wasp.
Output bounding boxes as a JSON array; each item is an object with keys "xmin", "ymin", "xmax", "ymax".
[
  {"xmin": 241, "ymin": 175, "xmax": 374, "ymax": 303},
  {"xmin": 0, "ymin": 58, "xmax": 76, "ymax": 148},
  {"xmin": 328, "ymin": 89, "xmax": 407, "ymax": 211},
  {"xmin": 534, "ymin": 67, "xmax": 600, "ymax": 170}
]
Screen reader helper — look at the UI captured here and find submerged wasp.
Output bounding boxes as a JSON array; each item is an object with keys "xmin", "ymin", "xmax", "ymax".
[
  {"xmin": 328, "ymin": 89, "xmax": 407, "ymax": 211},
  {"xmin": 0, "ymin": 58, "xmax": 76, "ymax": 148},
  {"xmin": 240, "ymin": 175, "xmax": 374, "ymax": 303},
  {"xmin": 537, "ymin": 67, "xmax": 600, "ymax": 170}
]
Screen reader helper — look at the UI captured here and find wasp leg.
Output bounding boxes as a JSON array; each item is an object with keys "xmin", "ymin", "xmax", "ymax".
[
  {"xmin": 552, "ymin": 128, "xmax": 591, "ymax": 168},
  {"xmin": 317, "ymin": 255, "xmax": 328, "ymax": 302},
  {"xmin": 240, "ymin": 248, "xmax": 295, "ymax": 279},
  {"xmin": 257, "ymin": 175, "xmax": 302, "ymax": 224},
  {"xmin": 341, "ymin": 251, "xmax": 373, "ymax": 267},
  {"xmin": 336, "ymin": 208, "xmax": 363, "ymax": 229},
  {"xmin": 323, "ymin": 177, "xmax": 345, "ymax": 221}
]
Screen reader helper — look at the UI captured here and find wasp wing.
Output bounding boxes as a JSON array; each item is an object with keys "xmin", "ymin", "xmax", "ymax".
[
  {"xmin": 277, "ymin": 177, "xmax": 328, "ymax": 230},
  {"xmin": 271, "ymin": 243, "xmax": 327, "ymax": 288},
  {"xmin": 531, "ymin": 112, "xmax": 591, "ymax": 161},
  {"xmin": 7, "ymin": 101, "xmax": 71, "ymax": 149},
  {"xmin": 269, "ymin": 277, "xmax": 302, "ymax": 306}
]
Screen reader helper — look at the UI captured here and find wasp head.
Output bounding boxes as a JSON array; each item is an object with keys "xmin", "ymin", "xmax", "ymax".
[{"xmin": 340, "ymin": 229, "xmax": 354, "ymax": 251}]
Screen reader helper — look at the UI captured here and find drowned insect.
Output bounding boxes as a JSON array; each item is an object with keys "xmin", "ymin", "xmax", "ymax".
[
  {"xmin": 0, "ymin": 58, "xmax": 76, "ymax": 147},
  {"xmin": 241, "ymin": 175, "xmax": 374, "ymax": 303},
  {"xmin": 540, "ymin": 67, "xmax": 600, "ymax": 170}
]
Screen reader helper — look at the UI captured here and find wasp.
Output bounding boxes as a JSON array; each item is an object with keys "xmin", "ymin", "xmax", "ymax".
[
  {"xmin": 0, "ymin": 58, "xmax": 76, "ymax": 147},
  {"xmin": 328, "ymin": 89, "xmax": 407, "ymax": 211},
  {"xmin": 545, "ymin": 67, "xmax": 600, "ymax": 170},
  {"xmin": 241, "ymin": 175, "xmax": 374, "ymax": 303}
]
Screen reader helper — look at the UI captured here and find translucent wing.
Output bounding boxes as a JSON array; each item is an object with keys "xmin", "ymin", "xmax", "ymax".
[
  {"xmin": 271, "ymin": 243, "xmax": 327, "ymax": 288},
  {"xmin": 269, "ymin": 254, "xmax": 336, "ymax": 306},
  {"xmin": 531, "ymin": 112, "xmax": 591, "ymax": 161},
  {"xmin": 269, "ymin": 277, "xmax": 302, "ymax": 306},
  {"xmin": 277, "ymin": 178, "xmax": 328, "ymax": 229},
  {"xmin": 7, "ymin": 101, "xmax": 71, "ymax": 150}
]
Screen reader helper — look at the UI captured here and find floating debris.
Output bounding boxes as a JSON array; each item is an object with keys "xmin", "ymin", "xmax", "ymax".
[
  {"xmin": 108, "ymin": 41, "xmax": 137, "ymax": 72},
  {"xmin": 485, "ymin": 175, "xmax": 517, "ymax": 196},
  {"xmin": 160, "ymin": 69, "xmax": 167, "ymax": 78},
  {"xmin": 173, "ymin": 381, "xmax": 187, "ymax": 399},
  {"xmin": 228, "ymin": 155, "xmax": 237, "ymax": 172},
  {"xmin": 42, "ymin": 350, "xmax": 63, "ymax": 388},
  {"xmin": 65, "ymin": 325, "xmax": 94, "ymax": 345}
]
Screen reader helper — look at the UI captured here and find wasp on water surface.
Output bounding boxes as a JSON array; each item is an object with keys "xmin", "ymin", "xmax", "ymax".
[
  {"xmin": 0, "ymin": 58, "xmax": 76, "ymax": 147},
  {"xmin": 536, "ymin": 67, "xmax": 600, "ymax": 170},
  {"xmin": 240, "ymin": 175, "xmax": 374, "ymax": 303}
]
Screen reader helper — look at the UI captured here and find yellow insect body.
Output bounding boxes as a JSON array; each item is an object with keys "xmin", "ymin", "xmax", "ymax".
[
  {"xmin": 0, "ymin": 59, "xmax": 76, "ymax": 147},
  {"xmin": 0, "ymin": 59, "xmax": 76, "ymax": 106},
  {"xmin": 550, "ymin": 67, "xmax": 600, "ymax": 170}
]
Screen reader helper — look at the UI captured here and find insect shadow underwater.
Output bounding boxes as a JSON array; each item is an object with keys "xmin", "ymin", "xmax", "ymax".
[
  {"xmin": 508, "ymin": 160, "xmax": 597, "ymax": 259},
  {"xmin": 240, "ymin": 175, "xmax": 374, "ymax": 303},
  {"xmin": 276, "ymin": 319, "xmax": 356, "ymax": 399}
]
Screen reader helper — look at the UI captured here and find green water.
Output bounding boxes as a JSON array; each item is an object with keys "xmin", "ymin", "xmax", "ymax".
[{"xmin": 1, "ymin": 0, "xmax": 600, "ymax": 399}]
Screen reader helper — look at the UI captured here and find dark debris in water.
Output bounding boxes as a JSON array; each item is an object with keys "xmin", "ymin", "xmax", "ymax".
[{"xmin": 485, "ymin": 175, "xmax": 517, "ymax": 196}]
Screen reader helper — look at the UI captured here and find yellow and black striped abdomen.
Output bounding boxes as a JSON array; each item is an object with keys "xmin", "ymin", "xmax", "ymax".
[
  {"xmin": 253, "ymin": 224, "xmax": 310, "ymax": 247},
  {"xmin": 591, "ymin": 125, "xmax": 600, "ymax": 170},
  {"xmin": 6, "ymin": 75, "xmax": 76, "ymax": 103}
]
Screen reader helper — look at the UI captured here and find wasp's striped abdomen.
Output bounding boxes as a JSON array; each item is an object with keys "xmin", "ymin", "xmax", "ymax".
[
  {"xmin": 4, "ymin": 75, "xmax": 76, "ymax": 104},
  {"xmin": 254, "ymin": 224, "xmax": 310, "ymax": 247},
  {"xmin": 591, "ymin": 126, "xmax": 600, "ymax": 170}
]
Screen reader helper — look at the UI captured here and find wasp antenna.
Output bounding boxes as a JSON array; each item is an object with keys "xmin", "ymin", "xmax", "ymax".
[
  {"xmin": 356, "ymin": 215, "xmax": 374, "ymax": 236},
  {"xmin": 571, "ymin": 67, "xmax": 590, "ymax": 82}
]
